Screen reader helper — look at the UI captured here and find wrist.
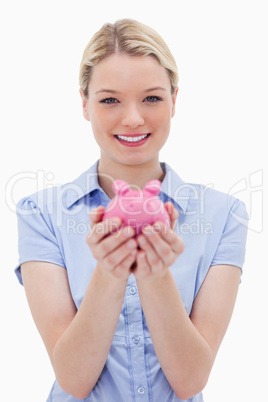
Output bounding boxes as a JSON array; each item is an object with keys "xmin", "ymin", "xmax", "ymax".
[
  {"xmin": 94, "ymin": 263, "xmax": 129, "ymax": 294},
  {"xmin": 135, "ymin": 267, "xmax": 171, "ymax": 288}
]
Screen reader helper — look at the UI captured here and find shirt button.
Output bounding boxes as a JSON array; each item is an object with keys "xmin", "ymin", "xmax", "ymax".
[
  {"xmin": 132, "ymin": 335, "xmax": 140, "ymax": 344},
  {"xmin": 129, "ymin": 286, "xmax": 137, "ymax": 295},
  {"xmin": 137, "ymin": 386, "xmax": 145, "ymax": 395}
]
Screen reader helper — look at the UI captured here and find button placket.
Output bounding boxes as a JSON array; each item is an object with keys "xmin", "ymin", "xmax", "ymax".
[
  {"xmin": 129, "ymin": 286, "xmax": 137, "ymax": 295},
  {"xmin": 125, "ymin": 279, "xmax": 149, "ymax": 399},
  {"xmin": 137, "ymin": 386, "xmax": 146, "ymax": 395},
  {"xmin": 132, "ymin": 335, "xmax": 140, "ymax": 344}
]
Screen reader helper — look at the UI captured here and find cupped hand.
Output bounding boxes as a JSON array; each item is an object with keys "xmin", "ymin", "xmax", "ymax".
[
  {"xmin": 133, "ymin": 202, "xmax": 184, "ymax": 281},
  {"xmin": 86, "ymin": 206, "xmax": 138, "ymax": 281}
]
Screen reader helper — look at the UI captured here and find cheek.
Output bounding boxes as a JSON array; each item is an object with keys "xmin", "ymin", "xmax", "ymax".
[
  {"xmin": 90, "ymin": 107, "xmax": 118, "ymax": 131},
  {"xmin": 147, "ymin": 105, "xmax": 172, "ymax": 129}
]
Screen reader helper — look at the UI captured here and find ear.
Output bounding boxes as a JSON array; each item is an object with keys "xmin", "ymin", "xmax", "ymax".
[
  {"xmin": 143, "ymin": 180, "xmax": 161, "ymax": 197},
  {"xmin": 171, "ymin": 86, "xmax": 179, "ymax": 118},
  {"xmin": 112, "ymin": 180, "xmax": 130, "ymax": 196},
  {"xmin": 79, "ymin": 88, "xmax": 90, "ymax": 121}
]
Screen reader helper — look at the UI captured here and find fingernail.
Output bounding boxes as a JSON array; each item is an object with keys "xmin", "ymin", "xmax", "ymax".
[
  {"xmin": 109, "ymin": 218, "xmax": 121, "ymax": 229},
  {"xmin": 138, "ymin": 235, "xmax": 147, "ymax": 245},
  {"xmin": 90, "ymin": 207, "xmax": 98, "ymax": 215},
  {"xmin": 152, "ymin": 223, "xmax": 162, "ymax": 232},
  {"xmin": 143, "ymin": 225, "xmax": 160, "ymax": 236},
  {"xmin": 142, "ymin": 226, "xmax": 153, "ymax": 235},
  {"xmin": 123, "ymin": 226, "xmax": 135, "ymax": 237}
]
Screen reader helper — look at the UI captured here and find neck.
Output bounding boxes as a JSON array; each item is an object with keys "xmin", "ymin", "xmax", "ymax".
[{"xmin": 97, "ymin": 158, "xmax": 165, "ymax": 199}]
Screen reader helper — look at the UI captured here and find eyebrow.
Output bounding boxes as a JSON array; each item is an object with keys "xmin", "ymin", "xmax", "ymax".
[
  {"xmin": 144, "ymin": 87, "xmax": 167, "ymax": 93},
  {"xmin": 95, "ymin": 87, "xmax": 167, "ymax": 95},
  {"xmin": 95, "ymin": 89, "xmax": 120, "ymax": 95}
]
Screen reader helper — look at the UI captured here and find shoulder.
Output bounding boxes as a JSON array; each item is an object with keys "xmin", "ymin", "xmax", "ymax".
[
  {"xmin": 176, "ymin": 179, "xmax": 246, "ymax": 219},
  {"xmin": 16, "ymin": 160, "xmax": 100, "ymax": 216},
  {"xmin": 163, "ymin": 162, "xmax": 243, "ymax": 210},
  {"xmin": 186, "ymin": 182, "xmax": 248, "ymax": 231},
  {"xmin": 162, "ymin": 163, "xmax": 248, "ymax": 227},
  {"xmin": 189, "ymin": 182, "xmax": 244, "ymax": 210},
  {"xmin": 16, "ymin": 185, "xmax": 66, "ymax": 217}
]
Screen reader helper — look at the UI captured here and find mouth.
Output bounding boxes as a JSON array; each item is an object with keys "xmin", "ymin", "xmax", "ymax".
[{"xmin": 114, "ymin": 133, "xmax": 151, "ymax": 147}]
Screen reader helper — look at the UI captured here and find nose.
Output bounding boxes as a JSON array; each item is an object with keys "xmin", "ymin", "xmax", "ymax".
[{"xmin": 121, "ymin": 103, "xmax": 145, "ymax": 128}]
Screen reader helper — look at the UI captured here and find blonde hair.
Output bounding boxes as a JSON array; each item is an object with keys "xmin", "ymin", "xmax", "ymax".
[{"xmin": 79, "ymin": 19, "xmax": 178, "ymax": 97}]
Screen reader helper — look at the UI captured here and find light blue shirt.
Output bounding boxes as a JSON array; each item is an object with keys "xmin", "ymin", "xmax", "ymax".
[{"xmin": 15, "ymin": 160, "xmax": 248, "ymax": 402}]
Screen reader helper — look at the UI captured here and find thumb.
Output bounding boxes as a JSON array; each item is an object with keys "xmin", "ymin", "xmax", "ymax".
[
  {"xmin": 89, "ymin": 205, "xmax": 105, "ymax": 228},
  {"xmin": 164, "ymin": 202, "xmax": 179, "ymax": 230}
]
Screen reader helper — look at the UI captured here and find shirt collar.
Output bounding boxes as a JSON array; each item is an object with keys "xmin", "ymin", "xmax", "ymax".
[
  {"xmin": 65, "ymin": 160, "xmax": 103, "ymax": 208},
  {"xmin": 65, "ymin": 160, "xmax": 191, "ymax": 213},
  {"xmin": 160, "ymin": 162, "xmax": 191, "ymax": 213}
]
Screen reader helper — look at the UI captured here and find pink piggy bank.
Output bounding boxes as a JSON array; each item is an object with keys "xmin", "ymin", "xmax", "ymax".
[{"xmin": 102, "ymin": 179, "xmax": 170, "ymax": 234}]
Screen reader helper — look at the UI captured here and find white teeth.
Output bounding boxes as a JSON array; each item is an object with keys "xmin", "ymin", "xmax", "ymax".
[{"xmin": 116, "ymin": 134, "xmax": 149, "ymax": 142}]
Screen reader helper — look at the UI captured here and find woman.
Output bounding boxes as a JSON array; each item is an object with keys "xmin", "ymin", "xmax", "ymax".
[{"xmin": 15, "ymin": 19, "xmax": 248, "ymax": 401}]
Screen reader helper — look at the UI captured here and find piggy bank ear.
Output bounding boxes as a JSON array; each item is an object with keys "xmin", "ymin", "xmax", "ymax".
[
  {"xmin": 112, "ymin": 180, "xmax": 130, "ymax": 196},
  {"xmin": 143, "ymin": 180, "xmax": 161, "ymax": 197}
]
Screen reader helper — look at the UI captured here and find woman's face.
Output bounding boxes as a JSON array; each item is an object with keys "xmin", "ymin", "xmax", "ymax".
[{"xmin": 80, "ymin": 54, "xmax": 178, "ymax": 168}]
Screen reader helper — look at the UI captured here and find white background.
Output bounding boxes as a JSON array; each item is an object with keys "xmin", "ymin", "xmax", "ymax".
[{"xmin": 1, "ymin": 1, "xmax": 267, "ymax": 401}]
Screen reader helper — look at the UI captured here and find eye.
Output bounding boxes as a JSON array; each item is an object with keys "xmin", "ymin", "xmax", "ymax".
[
  {"xmin": 99, "ymin": 97, "xmax": 119, "ymax": 104},
  {"xmin": 144, "ymin": 96, "xmax": 163, "ymax": 103}
]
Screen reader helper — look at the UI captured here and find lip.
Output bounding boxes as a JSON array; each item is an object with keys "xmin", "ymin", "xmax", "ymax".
[
  {"xmin": 114, "ymin": 133, "xmax": 149, "ymax": 137},
  {"xmin": 114, "ymin": 133, "xmax": 151, "ymax": 147}
]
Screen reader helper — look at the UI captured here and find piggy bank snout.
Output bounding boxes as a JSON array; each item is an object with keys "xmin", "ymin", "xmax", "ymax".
[
  {"xmin": 120, "ymin": 198, "xmax": 142, "ymax": 213},
  {"xmin": 120, "ymin": 198, "xmax": 161, "ymax": 215}
]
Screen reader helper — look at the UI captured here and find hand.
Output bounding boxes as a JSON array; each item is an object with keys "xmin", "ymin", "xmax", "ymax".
[
  {"xmin": 133, "ymin": 202, "xmax": 184, "ymax": 281},
  {"xmin": 86, "ymin": 206, "xmax": 138, "ymax": 281}
]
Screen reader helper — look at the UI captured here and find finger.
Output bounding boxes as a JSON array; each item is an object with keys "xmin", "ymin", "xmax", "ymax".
[
  {"xmin": 146, "ymin": 222, "xmax": 184, "ymax": 255},
  {"xmin": 113, "ymin": 249, "xmax": 138, "ymax": 279},
  {"xmin": 133, "ymin": 251, "xmax": 150, "ymax": 279},
  {"xmin": 141, "ymin": 223, "xmax": 184, "ymax": 270},
  {"xmin": 103, "ymin": 238, "xmax": 137, "ymax": 273},
  {"xmin": 137, "ymin": 233, "xmax": 163, "ymax": 273},
  {"xmin": 158, "ymin": 224, "xmax": 184, "ymax": 255},
  {"xmin": 89, "ymin": 225, "xmax": 136, "ymax": 260},
  {"xmin": 88, "ymin": 217, "xmax": 122, "ymax": 246}
]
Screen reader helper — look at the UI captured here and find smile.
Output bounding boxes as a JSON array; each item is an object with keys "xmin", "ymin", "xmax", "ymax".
[{"xmin": 115, "ymin": 134, "xmax": 150, "ymax": 143}]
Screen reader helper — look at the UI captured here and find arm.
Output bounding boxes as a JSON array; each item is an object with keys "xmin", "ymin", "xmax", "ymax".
[
  {"xmin": 136, "ymin": 263, "xmax": 240, "ymax": 400},
  {"xmin": 134, "ymin": 203, "xmax": 241, "ymax": 400},
  {"xmin": 21, "ymin": 208, "xmax": 137, "ymax": 399}
]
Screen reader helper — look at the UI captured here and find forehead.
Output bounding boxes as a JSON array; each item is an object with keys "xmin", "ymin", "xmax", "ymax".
[{"xmin": 89, "ymin": 54, "xmax": 171, "ymax": 91}]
